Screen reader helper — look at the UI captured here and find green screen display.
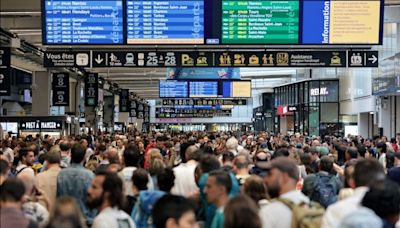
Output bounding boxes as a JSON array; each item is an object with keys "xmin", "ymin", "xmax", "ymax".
[{"xmin": 221, "ymin": 0, "xmax": 299, "ymax": 44}]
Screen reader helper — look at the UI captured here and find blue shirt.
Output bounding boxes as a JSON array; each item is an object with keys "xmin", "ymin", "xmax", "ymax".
[{"xmin": 57, "ymin": 163, "xmax": 95, "ymax": 224}]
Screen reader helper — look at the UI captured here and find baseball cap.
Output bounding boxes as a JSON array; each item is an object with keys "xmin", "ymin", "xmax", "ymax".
[{"xmin": 262, "ymin": 157, "xmax": 299, "ymax": 181}]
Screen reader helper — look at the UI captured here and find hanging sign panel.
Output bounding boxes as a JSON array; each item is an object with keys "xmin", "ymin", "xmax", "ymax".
[
  {"xmin": 44, "ymin": 50, "xmax": 378, "ymax": 68},
  {"xmin": 0, "ymin": 47, "xmax": 11, "ymax": 96},
  {"xmin": 42, "ymin": 0, "xmax": 383, "ymax": 45},
  {"xmin": 52, "ymin": 72, "xmax": 70, "ymax": 106},
  {"xmin": 84, "ymin": 73, "xmax": 99, "ymax": 106}
]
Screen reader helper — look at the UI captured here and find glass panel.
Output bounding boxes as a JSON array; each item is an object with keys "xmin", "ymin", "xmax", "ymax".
[
  {"xmin": 309, "ymin": 106, "xmax": 319, "ymax": 136},
  {"xmin": 319, "ymin": 80, "xmax": 339, "ymax": 102},
  {"xmin": 320, "ymin": 103, "xmax": 339, "ymax": 122}
]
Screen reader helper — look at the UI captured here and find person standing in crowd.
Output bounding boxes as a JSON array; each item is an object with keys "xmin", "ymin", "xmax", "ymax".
[
  {"xmin": 387, "ymin": 152, "xmax": 400, "ymax": 185},
  {"xmin": 47, "ymin": 196, "xmax": 87, "ymax": 228},
  {"xmin": 123, "ymin": 168, "xmax": 149, "ymax": 214},
  {"xmin": 0, "ymin": 178, "xmax": 38, "ymax": 228},
  {"xmin": 223, "ymin": 195, "xmax": 262, "ymax": 228},
  {"xmin": 204, "ymin": 170, "xmax": 232, "ymax": 228},
  {"xmin": 152, "ymin": 195, "xmax": 198, "ymax": 228},
  {"xmin": 0, "ymin": 158, "xmax": 10, "ymax": 185},
  {"xmin": 259, "ymin": 157, "xmax": 310, "ymax": 228},
  {"xmin": 2, "ymin": 140, "xmax": 14, "ymax": 163},
  {"xmin": 243, "ymin": 175, "xmax": 269, "ymax": 209},
  {"xmin": 119, "ymin": 144, "xmax": 141, "ymax": 196},
  {"xmin": 59, "ymin": 143, "xmax": 71, "ymax": 168},
  {"xmin": 15, "ymin": 147, "xmax": 35, "ymax": 177},
  {"xmin": 360, "ymin": 179, "xmax": 400, "ymax": 228},
  {"xmin": 322, "ymin": 159, "xmax": 386, "ymax": 228},
  {"xmin": 87, "ymin": 171, "xmax": 136, "ymax": 228},
  {"xmin": 302, "ymin": 156, "xmax": 342, "ymax": 208},
  {"xmin": 377, "ymin": 142, "xmax": 388, "ymax": 170},
  {"xmin": 171, "ymin": 145, "xmax": 199, "ymax": 197},
  {"xmin": 233, "ymin": 155, "xmax": 251, "ymax": 186},
  {"xmin": 36, "ymin": 145, "xmax": 62, "ymax": 211},
  {"xmin": 116, "ymin": 138, "xmax": 125, "ymax": 157},
  {"xmin": 57, "ymin": 144, "xmax": 95, "ymax": 225}
]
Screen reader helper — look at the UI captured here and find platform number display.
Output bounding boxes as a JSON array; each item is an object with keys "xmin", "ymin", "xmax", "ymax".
[{"xmin": 52, "ymin": 73, "xmax": 69, "ymax": 106}]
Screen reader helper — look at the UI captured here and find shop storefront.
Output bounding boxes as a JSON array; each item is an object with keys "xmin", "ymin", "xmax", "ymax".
[
  {"xmin": 0, "ymin": 116, "xmax": 75, "ymax": 139},
  {"xmin": 274, "ymin": 79, "xmax": 341, "ymax": 137}
]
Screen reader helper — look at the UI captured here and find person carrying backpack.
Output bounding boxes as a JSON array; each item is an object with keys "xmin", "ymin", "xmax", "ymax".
[
  {"xmin": 302, "ymin": 156, "xmax": 342, "ymax": 208},
  {"xmin": 131, "ymin": 190, "xmax": 165, "ymax": 227},
  {"xmin": 260, "ymin": 157, "xmax": 325, "ymax": 228}
]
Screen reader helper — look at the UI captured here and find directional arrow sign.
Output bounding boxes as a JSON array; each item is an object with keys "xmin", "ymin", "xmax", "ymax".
[
  {"xmin": 365, "ymin": 51, "xmax": 379, "ymax": 67},
  {"xmin": 348, "ymin": 51, "xmax": 378, "ymax": 68},
  {"xmin": 94, "ymin": 54, "xmax": 104, "ymax": 64},
  {"xmin": 368, "ymin": 54, "xmax": 378, "ymax": 64},
  {"xmin": 91, "ymin": 52, "xmax": 108, "ymax": 67}
]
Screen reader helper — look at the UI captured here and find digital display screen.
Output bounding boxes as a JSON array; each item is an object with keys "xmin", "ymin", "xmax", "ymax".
[
  {"xmin": 43, "ymin": 0, "xmax": 123, "ymax": 44},
  {"xmin": 221, "ymin": 0, "xmax": 299, "ymax": 44},
  {"xmin": 189, "ymin": 81, "xmax": 218, "ymax": 98},
  {"xmin": 223, "ymin": 81, "xmax": 251, "ymax": 97},
  {"xmin": 159, "ymin": 80, "xmax": 188, "ymax": 98},
  {"xmin": 302, "ymin": 0, "xmax": 382, "ymax": 44},
  {"xmin": 126, "ymin": 0, "xmax": 204, "ymax": 44},
  {"xmin": 42, "ymin": 0, "xmax": 383, "ymax": 45}
]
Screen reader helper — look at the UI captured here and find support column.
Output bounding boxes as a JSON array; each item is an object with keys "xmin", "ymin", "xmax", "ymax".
[
  {"xmin": 32, "ymin": 71, "xmax": 51, "ymax": 116},
  {"xmin": 85, "ymin": 106, "xmax": 97, "ymax": 134}
]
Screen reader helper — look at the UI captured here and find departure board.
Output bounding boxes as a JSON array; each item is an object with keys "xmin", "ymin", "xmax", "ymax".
[
  {"xmin": 222, "ymin": 81, "xmax": 251, "ymax": 97},
  {"xmin": 159, "ymin": 80, "xmax": 188, "ymax": 98},
  {"xmin": 126, "ymin": 0, "xmax": 204, "ymax": 44},
  {"xmin": 189, "ymin": 81, "xmax": 218, "ymax": 98},
  {"xmin": 43, "ymin": 0, "xmax": 123, "ymax": 44},
  {"xmin": 221, "ymin": 0, "xmax": 299, "ymax": 44}
]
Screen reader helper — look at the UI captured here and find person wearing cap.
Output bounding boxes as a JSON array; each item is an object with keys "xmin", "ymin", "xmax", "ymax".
[
  {"xmin": 250, "ymin": 151, "xmax": 271, "ymax": 176},
  {"xmin": 387, "ymin": 152, "xmax": 400, "ymax": 185},
  {"xmin": 259, "ymin": 157, "xmax": 310, "ymax": 228}
]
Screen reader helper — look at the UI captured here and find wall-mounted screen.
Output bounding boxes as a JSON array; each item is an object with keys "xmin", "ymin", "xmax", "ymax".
[
  {"xmin": 222, "ymin": 81, "xmax": 251, "ymax": 97},
  {"xmin": 42, "ymin": 0, "xmax": 384, "ymax": 45},
  {"xmin": 126, "ymin": 0, "xmax": 204, "ymax": 44},
  {"xmin": 159, "ymin": 80, "xmax": 188, "ymax": 98},
  {"xmin": 189, "ymin": 81, "xmax": 218, "ymax": 97},
  {"xmin": 42, "ymin": 0, "xmax": 124, "ymax": 44}
]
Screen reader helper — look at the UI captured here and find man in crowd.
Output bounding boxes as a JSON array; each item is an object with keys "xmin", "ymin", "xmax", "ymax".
[
  {"xmin": 36, "ymin": 145, "xmax": 62, "ymax": 210},
  {"xmin": 152, "ymin": 194, "xmax": 198, "ymax": 228},
  {"xmin": 259, "ymin": 157, "xmax": 310, "ymax": 228},
  {"xmin": 15, "ymin": 147, "xmax": 35, "ymax": 177},
  {"xmin": 0, "ymin": 178, "xmax": 38, "ymax": 228},
  {"xmin": 171, "ymin": 145, "xmax": 199, "ymax": 197},
  {"xmin": 387, "ymin": 152, "xmax": 400, "ymax": 186},
  {"xmin": 0, "ymin": 159, "xmax": 9, "ymax": 185},
  {"xmin": 204, "ymin": 170, "xmax": 232, "ymax": 228},
  {"xmin": 322, "ymin": 159, "xmax": 386, "ymax": 228},
  {"xmin": 87, "ymin": 171, "xmax": 136, "ymax": 228},
  {"xmin": 302, "ymin": 156, "xmax": 342, "ymax": 208},
  {"xmin": 57, "ymin": 144, "xmax": 95, "ymax": 225}
]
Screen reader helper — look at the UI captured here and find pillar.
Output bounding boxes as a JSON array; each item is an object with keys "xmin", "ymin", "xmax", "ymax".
[{"xmin": 32, "ymin": 71, "xmax": 51, "ymax": 116}]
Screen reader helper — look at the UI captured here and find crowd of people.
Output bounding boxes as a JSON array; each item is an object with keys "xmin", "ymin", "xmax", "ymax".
[{"xmin": 1, "ymin": 131, "xmax": 400, "ymax": 228}]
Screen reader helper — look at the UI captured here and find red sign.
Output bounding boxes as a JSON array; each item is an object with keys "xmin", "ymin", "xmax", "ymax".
[{"xmin": 276, "ymin": 106, "xmax": 293, "ymax": 116}]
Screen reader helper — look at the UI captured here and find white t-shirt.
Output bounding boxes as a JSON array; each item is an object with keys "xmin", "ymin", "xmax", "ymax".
[
  {"xmin": 92, "ymin": 207, "xmax": 136, "ymax": 228},
  {"xmin": 171, "ymin": 161, "xmax": 199, "ymax": 197},
  {"xmin": 119, "ymin": 167, "xmax": 137, "ymax": 196}
]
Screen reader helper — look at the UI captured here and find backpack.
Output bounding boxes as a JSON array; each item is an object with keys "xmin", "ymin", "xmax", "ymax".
[
  {"xmin": 276, "ymin": 198, "xmax": 325, "ymax": 228},
  {"xmin": 131, "ymin": 190, "xmax": 165, "ymax": 227},
  {"xmin": 9, "ymin": 166, "xmax": 28, "ymax": 177},
  {"xmin": 310, "ymin": 174, "xmax": 338, "ymax": 208}
]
